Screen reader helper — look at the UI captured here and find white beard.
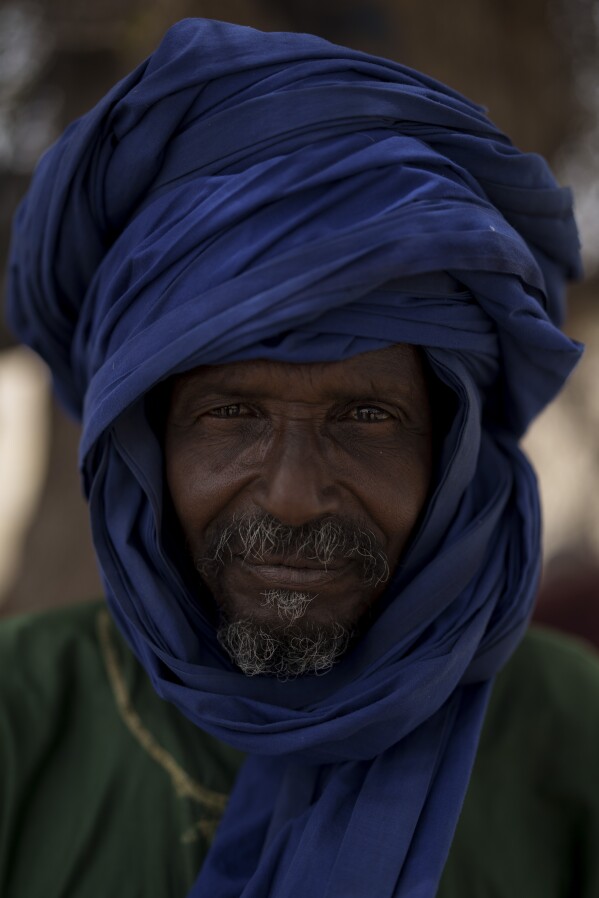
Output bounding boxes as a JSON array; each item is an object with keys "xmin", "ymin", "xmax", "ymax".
[{"xmin": 217, "ymin": 588, "xmax": 352, "ymax": 678}]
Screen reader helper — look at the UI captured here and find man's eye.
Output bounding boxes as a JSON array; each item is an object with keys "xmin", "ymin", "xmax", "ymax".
[
  {"xmin": 208, "ymin": 404, "xmax": 243, "ymax": 418},
  {"xmin": 351, "ymin": 406, "xmax": 390, "ymax": 423}
]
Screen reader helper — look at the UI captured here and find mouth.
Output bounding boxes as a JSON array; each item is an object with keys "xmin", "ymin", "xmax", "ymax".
[{"xmin": 237, "ymin": 557, "xmax": 350, "ymax": 589}]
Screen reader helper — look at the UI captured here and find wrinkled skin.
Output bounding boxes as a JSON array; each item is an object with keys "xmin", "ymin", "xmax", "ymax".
[{"xmin": 164, "ymin": 345, "xmax": 434, "ymax": 650}]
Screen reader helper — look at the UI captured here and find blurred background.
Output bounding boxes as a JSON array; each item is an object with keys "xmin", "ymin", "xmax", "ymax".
[{"xmin": 0, "ymin": 0, "xmax": 598, "ymax": 642}]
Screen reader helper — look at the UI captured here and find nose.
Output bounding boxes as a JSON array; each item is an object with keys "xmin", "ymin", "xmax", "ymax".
[{"xmin": 254, "ymin": 425, "xmax": 340, "ymax": 526}]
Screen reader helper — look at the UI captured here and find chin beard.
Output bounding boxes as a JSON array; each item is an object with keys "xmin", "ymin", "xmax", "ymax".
[
  {"xmin": 216, "ymin": 587, "xmax": 354, "ymax": 678},
  {"xmin": 195, "ymin": 512, "xmax": 390, "ymax": 678}
]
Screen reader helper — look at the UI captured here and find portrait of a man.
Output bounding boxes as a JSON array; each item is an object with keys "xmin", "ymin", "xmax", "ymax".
[{"xmin": 1, "ymin": 16, "xmax": 598, "ymax": 898}]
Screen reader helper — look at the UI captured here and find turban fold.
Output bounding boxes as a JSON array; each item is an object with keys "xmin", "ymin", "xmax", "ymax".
[{"xmin": 7, "ymin": 19, "xmax": 582, "ymax": 898}]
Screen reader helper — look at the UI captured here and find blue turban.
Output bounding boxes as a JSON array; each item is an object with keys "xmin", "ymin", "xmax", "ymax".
[{"xmin": 7, "ymin": 18, "xmax": 582, "ymax": 898}]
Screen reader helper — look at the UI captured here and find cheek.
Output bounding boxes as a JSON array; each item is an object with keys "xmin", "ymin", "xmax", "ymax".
[
  {"xmin": 349, "ymin": 441, "xmax": 432, "ymax": 562},
  {"xmin": 164, "ymin": 434, "xmax": 250, "ymax": 542}
]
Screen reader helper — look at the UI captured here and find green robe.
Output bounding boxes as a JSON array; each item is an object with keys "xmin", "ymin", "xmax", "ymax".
[{"xmin": 1, "ymin": 600, "xmax": 598, "ymax": 897}]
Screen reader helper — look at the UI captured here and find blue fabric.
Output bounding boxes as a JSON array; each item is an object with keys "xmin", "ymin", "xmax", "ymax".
[{"xmin": 7, "ymin": 19, "xmax": 583, "ymax": 898}]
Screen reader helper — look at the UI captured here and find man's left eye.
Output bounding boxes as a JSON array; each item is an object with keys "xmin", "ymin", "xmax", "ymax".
[{"xmin": 350, "ymin": 406, "xmax": 390, "ymax": 423}]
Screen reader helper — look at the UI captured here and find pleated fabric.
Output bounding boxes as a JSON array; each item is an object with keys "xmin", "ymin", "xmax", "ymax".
[{"xmin": 7, "ymin": 19, "xmax": 582, "ymax": 897}]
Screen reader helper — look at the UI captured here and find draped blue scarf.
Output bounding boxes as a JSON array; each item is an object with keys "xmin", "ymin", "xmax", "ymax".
[{"xmin": 7, "ymin": 19, "xmax": 582, "ymax": 897}]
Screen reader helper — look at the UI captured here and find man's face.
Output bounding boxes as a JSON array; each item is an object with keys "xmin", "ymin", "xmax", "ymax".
[{"xmin": 165, "ymin": 344, "xmax": 433, "ymax": 677}]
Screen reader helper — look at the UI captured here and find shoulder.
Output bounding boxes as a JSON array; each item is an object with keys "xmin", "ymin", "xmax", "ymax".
[
  {"xmin": 0, "ymin": 600, "xmax": 106, "ymax": 708},
  {"xmin": 484, "ymin": 625, "xmax": 599, "ymax": 754},
  {"xmin": 505, "ymin": 624, "xmax": 599, "ymax": 692},
  {"xmin": 0, "ymin": 601, "xmax": 110, "ymax": 778},
  {"xmin": 0, "ymin": 602, "xmax": 242, "ymax": 897},
  {"xmin": 0, "ymin": 597, "xmax": 243, "ymax": 786},
  {"xmin": 0, "ymin": 599, "xmax": 104, "ymax": 661},
  {"xmin": 442, "ymin": 628, "xmax": 599, "ymax": 897},
  {"xmin": 476, "ymin": 624, "xmax": 599, "ymax": 810}
]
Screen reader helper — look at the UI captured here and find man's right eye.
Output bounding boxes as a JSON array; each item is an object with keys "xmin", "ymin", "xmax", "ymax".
[{"xmin": 208, "ymin": 404, "xmax": 242, "ymax": 417}]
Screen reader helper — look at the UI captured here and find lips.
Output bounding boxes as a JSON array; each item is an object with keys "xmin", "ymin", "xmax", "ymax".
[{"xmin": 237, "ymin": 557, "xmax": 350, "ymax": 589}]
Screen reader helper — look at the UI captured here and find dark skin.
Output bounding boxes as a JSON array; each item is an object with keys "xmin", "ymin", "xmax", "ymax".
[{"xmin": 165, "ymin": 344, "xmax": 433, "ymax": 633}]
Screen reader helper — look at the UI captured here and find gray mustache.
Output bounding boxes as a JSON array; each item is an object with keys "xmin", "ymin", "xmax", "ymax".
[{"xmin": 195, "ymin": 512, "xmax": 390, "ymax": 587}]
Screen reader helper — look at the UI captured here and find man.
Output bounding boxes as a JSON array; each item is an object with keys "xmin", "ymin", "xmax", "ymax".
[{"xmin": 3, "ymin": 17, "xmax": 599, "ymax": 898}]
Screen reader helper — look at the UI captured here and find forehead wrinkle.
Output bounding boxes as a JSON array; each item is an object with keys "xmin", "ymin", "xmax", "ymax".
[{"xmin": 173, "ymin": 345, "xmax": 423, "ymax": 403}]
